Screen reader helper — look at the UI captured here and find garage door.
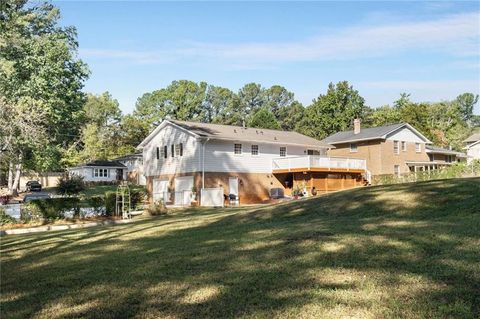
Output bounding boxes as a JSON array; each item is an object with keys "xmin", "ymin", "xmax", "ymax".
[
  {"xmin": 174, "ymin": 176, "xmax": 194, "ymax": 206},
  {"xmin": 153, "ymin": 179, "xmax": 168, "ymax": 202}
]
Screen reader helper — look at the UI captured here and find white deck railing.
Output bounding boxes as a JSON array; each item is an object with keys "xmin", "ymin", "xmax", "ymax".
[{"xmin": 272, "ymin": 156, "xmax": 366, "ymax": 172}]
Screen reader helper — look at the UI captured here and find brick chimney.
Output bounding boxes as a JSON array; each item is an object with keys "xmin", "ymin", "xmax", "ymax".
[{"xmin": 353, "ymin": 118, "xmax": 361, "ymax": 135}]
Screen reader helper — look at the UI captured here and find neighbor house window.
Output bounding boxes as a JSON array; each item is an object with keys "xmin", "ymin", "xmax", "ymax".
[
  {"xmin": 394, "ymin": 165, "xmax": 400, "ymax": 177},
  {"xmin": 179, "ymin": 143, "xmax": 183, "ymax": 156},
  {"xmin": 350, "ymin": 143, "xmax": 358, "ymax": 153},
  {"xmin": 415, "ymin": 143, "xmax": 421, "ymax": 153},
  {"xmin": 156, "ymin": 147, "xmax": 160, "ymax": 160},
  {"xmin": 171, "ymin": 145, "xmax": 175, "ymax": 157},
  {"xmin": 280, "ymin": 147, "xmax": 286, "ymax": 157},
  {"xmin": 251, "ymin": 145, "xmax": 259, "ymax": 156},
  {"xmin": 164, "ymin": 145, "xmax": 168, "ymax": 159},
  {"xmin": 234, "ymin": 144, "xmax": 242, "ymax": 155},
  {"xmin": 402, "ymin": 141, "xmax": 406, "ymax": 152},
  {"xmin": 394, "ymin": 141, "xmax": 399, "ymax": 155},
  {"xmin": 94, "ymin": 168, "xmax": 108, "ymax": 178}
]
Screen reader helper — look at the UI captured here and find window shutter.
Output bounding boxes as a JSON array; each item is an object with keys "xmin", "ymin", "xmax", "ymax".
[
  {"xmin": 156, "ymin": 147, "xmax": 159, "ymax": 160},
  {"xmin": 180, "ymin": 143, "xmax": 183, "ymax": 156},
  {"xmin": 171, "ymin": 145, "xmax": 174, "ymax": 157},
  {"xmin": 164, "ymin": 145, "xmax": 167, "ymax": 158}
]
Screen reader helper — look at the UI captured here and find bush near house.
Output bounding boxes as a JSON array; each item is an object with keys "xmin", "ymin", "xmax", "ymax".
[
  {"xmin": 56, "ymin": 174, "xmax": 86, "ymax": 196},
  {"xmin": 374, "ymin": 161, "xmax": 480, "ymax": 185},
  {"xmin": 23, "ymin": 198, "xmax": 81, "ymax": 221}
]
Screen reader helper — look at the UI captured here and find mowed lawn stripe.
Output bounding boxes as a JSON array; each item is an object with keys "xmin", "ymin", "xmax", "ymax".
[{"xmin": 1, "ymin": 178, "xmax": 479, "ymax": 319}]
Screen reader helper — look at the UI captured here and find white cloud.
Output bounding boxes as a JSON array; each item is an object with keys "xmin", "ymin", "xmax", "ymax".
[{"xmin": 81, "ymin": 11, "xmax": 480, "ymax": 66}]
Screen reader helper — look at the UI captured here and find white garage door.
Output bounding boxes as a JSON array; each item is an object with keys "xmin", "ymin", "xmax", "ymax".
[
  {"xmin": 174, "ymin": 176, "xmax": 194, "ymax": 206},
  {"xmin": 153, "ymin": 179, "xmax": 168, "ymax": 202}
]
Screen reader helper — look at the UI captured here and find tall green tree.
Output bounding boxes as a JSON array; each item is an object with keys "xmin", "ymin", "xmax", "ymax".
[
  {"xmin": 76, "ymin": 92, "xmax": 126, "ymax": 162},
  {"xmin": 298, "ymin": 81, "xmax": 366, "ymax": 139},
  {"xmin": 248, "ymin": 107, "xmax": 281, "ymax": 130},
  {"xmin": 0, "ymin": 0, "xmax": 89, "ymax": 192}
]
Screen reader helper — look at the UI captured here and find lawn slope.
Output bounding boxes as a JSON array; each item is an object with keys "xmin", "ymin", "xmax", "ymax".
[{"xmin": 1, "ymin": 178, "xmax": 479, "ymax": 319}]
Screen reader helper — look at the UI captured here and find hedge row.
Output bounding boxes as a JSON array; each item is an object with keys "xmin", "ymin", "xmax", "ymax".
[{"xmin": 21, "ymin": 188, "xmax": 148, "ymax": 221}]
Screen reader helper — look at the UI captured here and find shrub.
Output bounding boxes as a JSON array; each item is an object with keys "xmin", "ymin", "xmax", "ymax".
[
  {"xmin": 146, "ymin": 200, "xmax": 168, "ymax": 216},
  {"xmin": 0, "ymin": 207, "xmax": 17, "ymax": 225},
  {"xmin": 131, "ymin": 188, "xmax": 147, "ymax": 209},
  {"xmin": 84, "ymin": 195, "xmax": 105, "ymax": 216},
  {"xmin": 57, "ymin": 174, "xmax": 85, "ymax": 196},
  {"xmin": 104, "ymin": 191, "xmax": 116, "ymax": 216},
  {"xmin": 25, "ymin": 198, "xmax": 81, "ymax": 221}
]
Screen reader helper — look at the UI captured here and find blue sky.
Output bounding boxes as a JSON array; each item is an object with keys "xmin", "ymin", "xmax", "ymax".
[{"xmin": 53, "ymin": 1, "xmax": 480, "ymax": 114}]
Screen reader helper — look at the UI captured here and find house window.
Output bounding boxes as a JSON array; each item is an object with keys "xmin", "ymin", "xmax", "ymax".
[
  {"xmin": 156, "ymin": 147, "xmax": 160, "ymax": 160},
  {"xmin": 394, "ymin": 141, "xmax": 399, "ymax": 155},
  {"xmin": 175, "ymin": 144, "xmax": 182, "ymax": 157},
  {"xmin": 446, "ymin": 155, "xmax": 452, "ymax": 163},
  {"xmin": 164, "ymin": 145, "xmax": 168, "ymax": 159},
  {"xmin": 280, "ymin": 147, "xmax": 287, "ymax": 157},
  {"xmin": 402, "ymin": 141, "xmax": 406, "ymax": 152},
  {"xmin": 159, "ymin": 146, "xmax": 166, "ymax": 159},
  {"xmin": 180, "ymin": 143, "xmax": 183, "ymax": 156},
  {"xmin": 415, "ymin": 143, "xmax": 421, "ymax": 153},
  {"xmin": 307, "ymin": 149, "xmax": 320, "ymax": 155},
  {"xmin": 171, "ymin": 145, "xmax": 175, "ymax": 157},
  {"xmin": 350, "ymin": 143, "xmax": 358, "ymax": 153},
  {"xmin": 234, "ymin": 144, "xmax": 242, "ymax": 155},
  {"xmin": 394, "ymin": 165, "xmax": 400, "ymax": 177},
  {"xmin": 251, "ymin": 145, "xmax": 258, "ymax": 156}
]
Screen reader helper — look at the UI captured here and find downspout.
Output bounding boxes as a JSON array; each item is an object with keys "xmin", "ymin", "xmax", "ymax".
[{"xmin": 202, "ymin": 138, "xmax": 210, "ymax": 190}]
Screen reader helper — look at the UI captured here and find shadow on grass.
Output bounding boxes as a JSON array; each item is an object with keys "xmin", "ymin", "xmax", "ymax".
[{"xmin": 1, "ymin": 178, "xmax": 479, "ymax": 318}]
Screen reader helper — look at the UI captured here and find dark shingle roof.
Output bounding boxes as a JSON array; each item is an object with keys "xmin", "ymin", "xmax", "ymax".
[
  {"xmin": 155, "ymin": 120, "xmax": 331, "ymax": 148},
  {"xmin": 82, "ymin": 160, "xmax": 126, "ymax": 168},
  {"xmin": 321, "ymin": 123, "xmax": 407, "ymax": 145}
]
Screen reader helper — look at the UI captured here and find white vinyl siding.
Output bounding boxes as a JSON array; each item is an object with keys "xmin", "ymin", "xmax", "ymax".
[
  {"xmin": 202, "ymin": 140, "xmax": 319, "ymax": 173},
  {"xmin": 386, "ymin": 127, "xmax": 426, "ymax": 143},
  {"xmin": 142, "ymin": 122, "xmax": 329, "ymax": 176},
  {"xmin": 142, "ymin": 124, "xmax": 200, "ymax": 177}
]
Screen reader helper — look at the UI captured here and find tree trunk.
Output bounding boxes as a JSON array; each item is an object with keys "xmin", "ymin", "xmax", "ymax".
[
  {"xmin": 8, "ymin": 162, "xmax": 13, "ymax": 190},
  {"xmin": 8, "ymin": 155, "xmax": 22, "ymax": 196}
]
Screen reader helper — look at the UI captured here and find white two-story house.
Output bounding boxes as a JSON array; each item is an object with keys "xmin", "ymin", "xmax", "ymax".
[{"xmin": 137, "ymin": 120, "xmax": 368, "ymax": 205}]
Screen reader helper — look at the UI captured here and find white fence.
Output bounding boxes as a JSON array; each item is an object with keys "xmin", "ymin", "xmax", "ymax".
[
  {"xmin": 272, "ymin": 156, "xmax": 366, "ymax": 172},
  {"xmin": 200, "ymin": 188, "xmax": 224, "ymax": 207}
]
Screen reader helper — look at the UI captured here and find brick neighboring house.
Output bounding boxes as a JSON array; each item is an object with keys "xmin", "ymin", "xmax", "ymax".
[
  {"xmin": 463, "ymin": 133, "xmax": 480, "ymax": 163},
  {"xmin": 321, "ymin": 120, "xmax": 438, "ymax": 180},
  {"xmin": 137, "ymin": 120, "xmax": 369, "ymax": 205}
]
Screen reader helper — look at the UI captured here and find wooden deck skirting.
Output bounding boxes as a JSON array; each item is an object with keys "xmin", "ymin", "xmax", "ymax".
[{"xmin": 272, "ymin": 167, "xmax": 366, "ymax": 174}]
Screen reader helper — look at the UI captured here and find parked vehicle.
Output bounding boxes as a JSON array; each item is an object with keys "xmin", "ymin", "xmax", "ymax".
[
  {"xmin": 26, "ymin": 181, "xmax": 42, "ymax": 192},
  {"xmin": 23, "ymin": 193, "xmax": 50, "ymax": 203}
]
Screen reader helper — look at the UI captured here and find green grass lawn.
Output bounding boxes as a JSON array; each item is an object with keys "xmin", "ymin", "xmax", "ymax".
[{"xmin": 1, "ymin": 178, "xmax": 479, "ymax": 319}]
